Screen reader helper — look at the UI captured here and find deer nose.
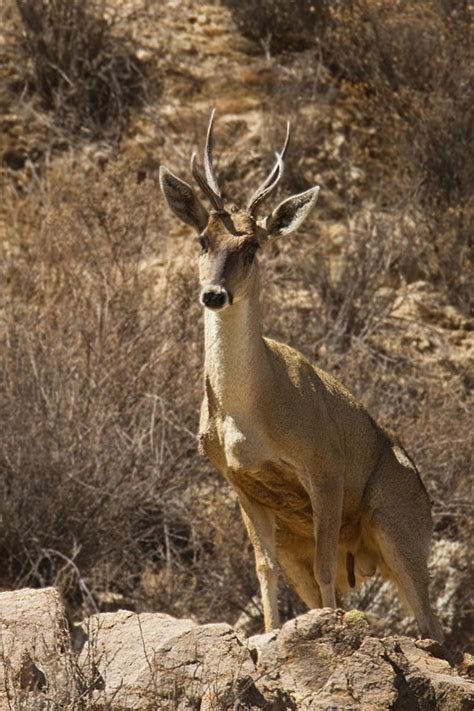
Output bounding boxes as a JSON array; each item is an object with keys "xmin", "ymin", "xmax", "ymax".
[{"xmin": 200, "ymin": 286, "xmax": 230, "ymax": 310}]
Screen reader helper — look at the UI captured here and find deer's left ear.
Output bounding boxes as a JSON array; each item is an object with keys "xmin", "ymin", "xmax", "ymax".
[
  {"xmin": 160, "ymin": 166, "xmax": 209, "ymax": 232},
  {"xmin": 265, "ymin": 186, "xmax": 320, "ymax": 237}
]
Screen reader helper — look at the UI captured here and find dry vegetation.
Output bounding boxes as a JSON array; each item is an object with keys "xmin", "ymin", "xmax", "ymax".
[
  {"xmin": 0, "ymin": 0, "xmax": 472, "ymax": 660},
  {"xmin": 7, "ymin": 0, "xmax": 147, "ymax": 140}
]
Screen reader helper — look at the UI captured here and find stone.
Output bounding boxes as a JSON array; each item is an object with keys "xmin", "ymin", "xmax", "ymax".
[
  {"xmin": 254, "ymin": 608, "xmax": 371, "ymax": 707},
  {"xmin": 78, "ymin": 610, "xmax": 261, "ymax": 709},
  {"xmin": 252, "ymin": 609, "xmax": 474, "ymax": 709},
  {"xmin": 389, "ymin": 637, "xmax": 474, "ymax": 710},
  {"xmin": 0, "ymin": 587, "xmax": 76, "ymax": 709}
]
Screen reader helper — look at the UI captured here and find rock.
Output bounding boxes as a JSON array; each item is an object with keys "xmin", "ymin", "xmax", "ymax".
[
  {"xmin": 248, "ymin": 629, "xmax": 278, "ymax": 655},
  {"xmin": 0, "ymin": 587, "xmax": 76, "ymax": 709},
  {"xmin": 1, "ymin": 588, "xmax": 472, "ymax": 708},
  {"xmin": 383, "ymin": 637, "xmax": 474, "ymax": 711},
  {"xmin": 314, "ymin": 637, "xmax": 399, "ymax": 709},
  {"xmin": 78, "ymin": 610, "xmax": 261, "ymax": 709},
  {"xmin": 253, "ymin": 609, "xmax": 373, "ymax": 707},
  {"xmin": 429, "ymin": 539, "xmax": 470, "ymax": 639},
  {"xmin": 78, "ymin": 610, "xmax": 196, "ymax": 707},
  {"xmin": 251, "ymin": 609, "xmax": 474, "ymax": 709}
]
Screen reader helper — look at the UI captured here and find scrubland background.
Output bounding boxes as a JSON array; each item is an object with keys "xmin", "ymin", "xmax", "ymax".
[{"xmin": 0, "ymin": 0, "xmax": 472, "ymax": 654}]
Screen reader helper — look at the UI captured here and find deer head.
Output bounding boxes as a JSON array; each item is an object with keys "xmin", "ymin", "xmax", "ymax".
[{"xmin": 160, "ymin": 111, "xmax": 320, "ymax": 311}]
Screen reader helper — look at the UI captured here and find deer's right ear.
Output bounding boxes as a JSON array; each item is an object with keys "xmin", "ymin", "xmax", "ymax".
[{"xmin": 160, "ymin": 166, "xmax": 209, "ymax": 232}]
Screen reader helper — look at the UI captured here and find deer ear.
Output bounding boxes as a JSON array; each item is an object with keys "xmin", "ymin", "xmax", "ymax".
[
  {"xmin": 265, "ymin": 186, "xmax": 320, "ymax": 237},
  {"xmin": 160, "ymin": 166, "xmax": 209, "ymax": 232}
]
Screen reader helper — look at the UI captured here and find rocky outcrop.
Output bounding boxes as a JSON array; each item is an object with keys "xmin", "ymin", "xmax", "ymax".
[
  {"xmin": 1, "ymin": 588, "xmax": 472, "ymax": 709},
  {"xmin": 249, "ymin": 609, "xmax": 474, "ymax": 710}
]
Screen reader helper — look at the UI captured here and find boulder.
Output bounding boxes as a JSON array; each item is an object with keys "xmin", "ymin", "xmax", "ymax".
[
  {"xmin": 250, "ymin": 608, "xmax": 394, "ymax": 708},
  {"xmin": 0, "ymin": 587, "xmax": 76, "ymax": 709},
  {"xmin": 249, "ymin": 609, "xmax": 474, "ymax": 709},
  {"xmin": 78, "ymin": 610, "xmax": 261, "ymax": 709}
]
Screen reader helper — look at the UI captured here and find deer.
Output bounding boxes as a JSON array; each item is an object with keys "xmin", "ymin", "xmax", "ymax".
[{"xmin": 159, "ymin": 111, "xmax": 443, "ymax": 642}]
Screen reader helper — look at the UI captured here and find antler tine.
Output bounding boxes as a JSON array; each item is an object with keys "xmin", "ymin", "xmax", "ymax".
[
  {"xmin": 280, "ymin": 120, "xmax": 291, "ymax": 161},
  {"xmin": 191, "ymin": 152, "xmax": 223, "ymax": 212},
  {"xmin": 190, "ymin": 110, "xmax": 225, "ymax": 211},
  {"xmin": 204, "ymin": 108, "xmax": 222, "ymax": 198},
  {"xmin": 247, "ymin": 121, "xmax": 291, "ymax": 216},
  {"xmin": 247, "ymin": 152, "xmax": 284, "ymax": 216}
]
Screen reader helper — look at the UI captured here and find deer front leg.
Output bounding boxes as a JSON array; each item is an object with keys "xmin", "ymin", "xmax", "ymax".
[
  {"xmin": 307, "ymin": 477, "xmax": 344, "ymax": 608},
  {"xmin": 238, "ymin": 492, "xmax": 279, "ymax": 631}
]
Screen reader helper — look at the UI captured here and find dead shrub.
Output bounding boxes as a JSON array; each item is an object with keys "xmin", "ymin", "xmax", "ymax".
[
  {"xmin": 221, "ymin": 0, "xmax": 330, "ymax": 54},
  {"xmin": 262, "ymin": 212, "xmax": 401, "ymax": 357},
  {"xmin": 11, "ymin": 0, "xmax": 146, "ymax": 140},
  {"xmin": 323, "ymin": 1, "xmax": 474, "ymax": 204},
  {"xmin": 323, "ymin": 1, "xmax": 443, "ymax": 91},
  {"xmin": 417, "ymin": 82, "xmax": 474, "ymax": 211}
]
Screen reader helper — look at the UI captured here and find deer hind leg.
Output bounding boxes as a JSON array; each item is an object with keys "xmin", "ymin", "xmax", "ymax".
[
  {"xmin": 367, "ymin": 453, "xmax": 443, "ymax": 641},
  {"xmin": 276, "ymin": 529, "xmax": 322, "ymax": 609},
  {"xmin": 238, "ymin": 493, "xmax": 279, "ymax": 632},
  {"xmin": 374, "ymin": 522, "xmax": 443, "ymax": 641}
]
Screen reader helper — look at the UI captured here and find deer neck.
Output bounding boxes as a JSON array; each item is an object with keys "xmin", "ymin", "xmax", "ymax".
[{"xmin": 203, "ymin": 293, "xmax": 270, "ymax": 416}]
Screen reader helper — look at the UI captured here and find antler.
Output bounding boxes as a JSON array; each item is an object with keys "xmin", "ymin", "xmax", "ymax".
[
  {"xmin": 247, "ymin": 122, "xmax": 291, "ymax": 216},
  {"xmin": 191, "ymin": 109, "xmax": 224, "ymax": 212}
]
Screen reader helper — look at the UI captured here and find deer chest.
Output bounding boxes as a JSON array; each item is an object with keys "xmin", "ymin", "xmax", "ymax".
[
  {"xmin": 199, "ymin": 413, "xmax": 275, "ymax": 473},
  {"xmin": 199, "ymin": 415, "xmax": 314, "ymax": 535}
]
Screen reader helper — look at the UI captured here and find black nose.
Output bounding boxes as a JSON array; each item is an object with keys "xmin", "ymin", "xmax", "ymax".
[{"xmin": 201, "ymin": 290, "xmax": 227, "ymax": 309}]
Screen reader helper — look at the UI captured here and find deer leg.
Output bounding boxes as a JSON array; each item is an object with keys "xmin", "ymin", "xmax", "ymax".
[
  {"xmin": 238, "ymin": 493, "xmax": 279, "ymax": 631},
  {"xmin": 366, "ymin": 451, "xmax": 443, "ymax": 641},
  {"xmin": 373, "ymin": 518, "xmax": 444, "ymax": 641},
  {"xmin": 276, "ymin": 529, "xmax": 322, "ymax": 609},
  {"xmin": 308, "ymin": 479, "xmax": 344, "ymax": 609}
]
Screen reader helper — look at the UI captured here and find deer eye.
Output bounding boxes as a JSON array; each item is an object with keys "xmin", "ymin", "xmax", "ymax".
[{"xmin": 198, "ymin": 235, "xmax": 209, "ymax": 253}]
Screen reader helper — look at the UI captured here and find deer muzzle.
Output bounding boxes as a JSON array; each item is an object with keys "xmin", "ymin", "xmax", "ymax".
[{"xmin": 200, "ymin": 285, "xmax": 232, "ymax": 310}]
